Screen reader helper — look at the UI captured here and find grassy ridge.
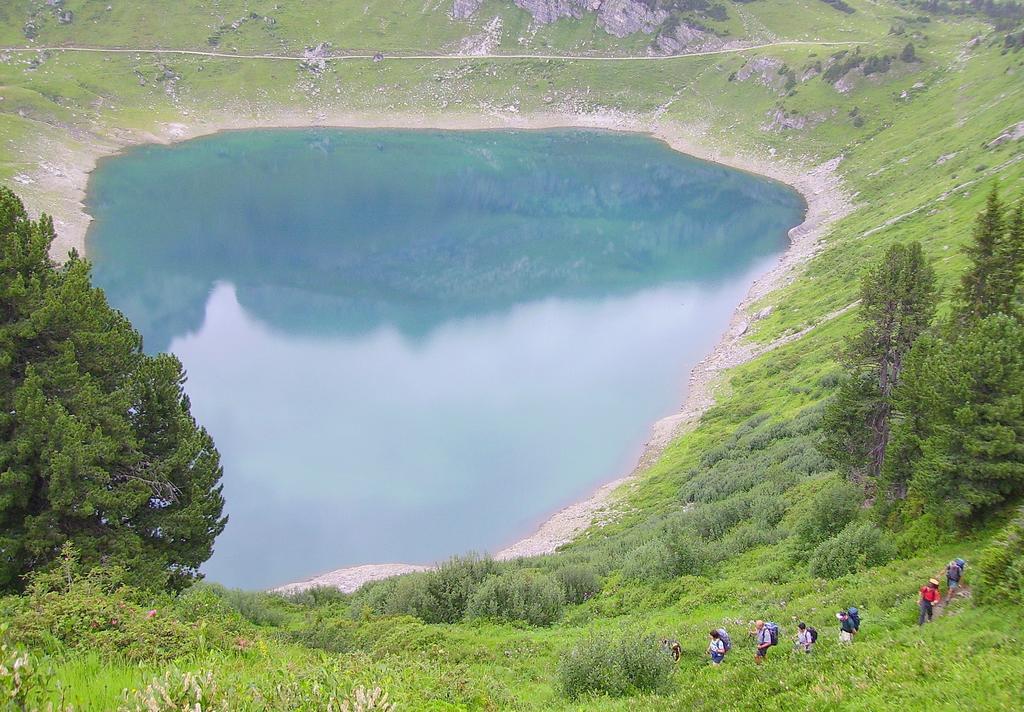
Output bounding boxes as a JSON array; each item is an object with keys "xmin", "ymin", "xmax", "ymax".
[{"xmin": 1, "ymin": 0, "xmax": 1023, "ymax": 708}]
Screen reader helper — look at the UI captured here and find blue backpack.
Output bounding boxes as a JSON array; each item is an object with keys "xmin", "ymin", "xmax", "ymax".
[
  {"xmin": 847, "ymin": 607, "xmax": 861, "ymax": 630},
  {"xmin": 764, "ymin": 622, "xmax": 779, "ymax": 646}
]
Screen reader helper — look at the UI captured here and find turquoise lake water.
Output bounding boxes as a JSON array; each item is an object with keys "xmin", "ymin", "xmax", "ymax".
[{"xmin": 85, "ymin": 129, "xmax": 805, "ymax": 589}]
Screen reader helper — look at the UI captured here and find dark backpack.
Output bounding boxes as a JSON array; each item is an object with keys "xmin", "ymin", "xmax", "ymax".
[
  {"xmin": 808, "ymin": 627, "xmax": 818, "ymax": 644},
  {"xmin": 765, "ymin": 622, "xmax": 779, "ymax": 646},
  {"xmin": 717, "ymin": 628, "xmax": 732, "ymax": 653},
  {"xmin": 947, "ymin": 561, "xmax": 962, "ymax": 581},
  {"xmin": 847, "ymin": 607, "xmax": 861, "ymax": 630}
]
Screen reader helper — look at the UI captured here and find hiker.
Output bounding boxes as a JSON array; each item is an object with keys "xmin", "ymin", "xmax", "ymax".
[
  {"xmin": 795, "ymin": 622, "xmax": 816, "ymax": 653},
  {"xmin": 838, "ymin": 611, "xmax": 856, "ymax": 643},
  {"xmin": 752, "ymin": 620, "xmax": 776, "ymax": 663},
  {"xmin": 946, "ymin": 558, "xmax": 966, "ymax": 602},
  {"xmin": 661, "ymin": 638, "xmax": 682, "ymax": 662},
  {"xmin": 707, "ymin": 630, "xmax": 727, "ymax": 665},
  {"xmin": 918, "ymin": 578, "xmax": 941, "ymax": 625},
  {"xmin": 847, "ymin": 606, "xmax": 861, "ymax": 633}
]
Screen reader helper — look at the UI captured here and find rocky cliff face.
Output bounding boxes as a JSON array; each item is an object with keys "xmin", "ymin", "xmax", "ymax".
[
  {"xmin": 453, "ymin": 0, "xmax": 673, "ymax": 38},
  {"xmin": 595, "ymin": 0, "xmax": 668, "ymax": 37},
  {"xmin": 452, "ymin": 0, "xmax": 485, "ymax": 19},
  {"xmin": 653, "ymin": 21, "xmax": 726, "ymax": 54}
]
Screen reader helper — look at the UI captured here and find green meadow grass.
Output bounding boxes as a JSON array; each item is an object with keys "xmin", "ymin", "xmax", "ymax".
[{"xmin": 1, "ymin": 1, "xmax": 1023, "ymax": 708}]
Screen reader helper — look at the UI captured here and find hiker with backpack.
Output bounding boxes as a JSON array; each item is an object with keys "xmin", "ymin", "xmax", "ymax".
[
  {"xmin": 707, "ymin": 629, "xmax": 729, "ymax": 665},
  {"xmin": 946, "ymin": 558, "xmax": 966, "ymax": 602},
  {"xmin": 795, "ymin": 622, "xmax": 816, "ymax": 653},
  {"xmin": 918, "ymin": 578, "xmax": 941, "ymax": 625},
  {"xmin": 847, "ymin": 606, "xmax": 860, "ymax": 633},
  {"xmin": 752, "ymin": 620, "xmax": 777, "ymax": 663},
  {"xmin": 838, "ymin": 610, "xmax": 856, "ymax": 643}
]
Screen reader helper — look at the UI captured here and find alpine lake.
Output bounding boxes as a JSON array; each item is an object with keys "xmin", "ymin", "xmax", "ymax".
[{"xmin": 85, "ymin": 128, "xmax": 805, "ymax": 589}]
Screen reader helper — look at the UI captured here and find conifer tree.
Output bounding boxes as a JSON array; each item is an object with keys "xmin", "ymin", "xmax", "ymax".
[
  {"xmin": 990, "ymin": 201, "xmax": 1023, "ymax": 315},
  {"xmin": 888, "ymin": 189, "xmax": 1024, "ymax": 521},
  {"xmin": 956, "ymin": 186, "xmax": 1007, "ymax": 322},
  {"xmin": 0, "ymin": 187, "xmax": 226, "ymax": 592},
  {"xmin": 823, "ymin": 241, "xmax": 936, "ymax": 486},
  {"xmin": 895, "ymin": 315, "xmax": 1024, "ymax": 520}
]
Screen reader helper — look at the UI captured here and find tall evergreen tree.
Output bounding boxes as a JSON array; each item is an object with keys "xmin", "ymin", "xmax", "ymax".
[
  {"xmin": 888, "ymin": 189, "xmax": 1024, "ymax": 522},
  {"xmin": 956, "ymin": 186, "xmax": 1009, "ymax": 321},
  {"xmin": 990, "ymin": 201, "xmax": 1023, "ymax": 315},
  {"xmin": 0, "ymin": 187, "xmax": 226, "ymax": 592},
  {"xmin": 893, "ymin": 315, "xmax": 1024, "ymax": 520},
  {"xmin": 823, "ymin": 241, "xmax": 936, "ymax": 486}
]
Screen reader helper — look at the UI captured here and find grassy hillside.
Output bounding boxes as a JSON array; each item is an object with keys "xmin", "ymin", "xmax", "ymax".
[{"xmin": 1, "ymin": 0, "xmax": 1023, "ymax": 709}]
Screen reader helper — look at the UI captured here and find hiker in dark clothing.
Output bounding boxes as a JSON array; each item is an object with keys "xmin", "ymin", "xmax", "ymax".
[
  {"xmin": 838, "ymin": 611, "xmax": 856, "ymax": 644},
  {"xmin": 918, "ymin": 578, "xmax": 941, "ymax": 625},
  {"xmin": 946, "ymin": 558, "xmax": 965, "ymax": 602}
]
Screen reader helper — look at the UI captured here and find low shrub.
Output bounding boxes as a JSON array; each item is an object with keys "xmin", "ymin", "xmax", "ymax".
[
  {"xmin": 809, "ymin": 522, "xmax": 896, "ymax": 579},
  {"xmin": 8, "ymin": 546, "xmax": 242, "ymax": 662},
  {"xmin": 791, "ymin": 477, "xmax": 862, "ymax": 552},
  {"xmin": 284, "ymin": 619, "xmax": 357, "ymax": 653},
  {"xmin": 0, "ymin": 640, "xmax": 61, "ymax": 711},
  {"xmin": 557, "ymin": 630, "xmax": 674, "ymax": 699},
  {"xmin": 622, "ymin": 540, "xmax": 675, "ymax": 583},
  {"xmin": 288, "ymin": 585, "xmax": 349, "ymax": 608},
  {"xmin": 466, "ymin": 571, "xmax": 564, "ymax": 626},
  {"xmin": 555, "ymin": 565, "xmax": 601, "ymax": 605},
  {"xmin": 382, "ymin": 554, "xmax": 497, "ymax": 624},
  {"xmin": 218, "ymin": 588, "xmax": 287, "ymax": 627},
  {"xmin": 974, "ymin": 506, "xmax": 1024, "ymax": 605}
]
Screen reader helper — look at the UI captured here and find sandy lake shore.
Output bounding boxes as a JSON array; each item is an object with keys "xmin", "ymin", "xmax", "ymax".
[{"xmin": 11, "ymin": 108, "xmax": 852, "ymax": 594}]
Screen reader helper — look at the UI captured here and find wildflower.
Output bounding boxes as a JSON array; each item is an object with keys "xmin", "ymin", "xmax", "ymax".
[{"xmin": 146, "ymin": 609, "xmax": 157, "ymax": 619}]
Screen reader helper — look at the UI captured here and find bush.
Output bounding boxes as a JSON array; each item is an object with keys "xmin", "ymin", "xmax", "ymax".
[
  {"xmin": 661, "ymin": 517, "xmax": 708, "ymax": 577},
  {"xmin": 622, "ymin": 540, "xmax": 675, "ymax": 583},
  {"xmin": 555, "ymin": 565, "xmax": 601, "ymax": 605},
  {"xmin": 8, "ymin": 547, "xmax": 241, "ymax": 661},
  {"xmin": 382, "ymin": 574, "xmax": 433, "ymax": 619},
  {"xmin": 287, "ymin": 585, "xmax": 349, "ymax": 608},
  {"xmin": 974, "ymin": 506, "xmax": 1024, "ymax": 605},
  {"xmin": 0, "ymin": 641, "xmax": 59, "ymax": 710},
  {"xmin": 557, "ymin": 630, "xmax": 674, "ymax": 699},
  {"xmin": 791, "ymin": 477, "xmax": 862, "ymax": 551},
  {"xmin": 421, "ymin": 554, "xmax": 497, "ymax": 624},
  {"xmin": 284, "ymin": 619, "xmax": 357, "ymax": 653},
  {"xmin": 189, "ymin": 585, "xmax": 286, "ymax": 627},
  {"xmin": 466, "ymin": 571, "xmax": 564, "ymax": 626},
  {"xmin": 809, "ymin": 522, "xmax": 896, "ymax": 579}
]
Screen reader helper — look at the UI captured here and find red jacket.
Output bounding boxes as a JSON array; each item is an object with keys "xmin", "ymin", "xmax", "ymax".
[{"xmin": 920, "ymin": 585, "xmax": 940, "ymax": 603}]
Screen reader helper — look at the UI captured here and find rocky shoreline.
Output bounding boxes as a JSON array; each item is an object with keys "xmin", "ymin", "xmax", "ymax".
[{"xmin": 15, "ymin": 110, "xmax": 851, "ymax": 594}]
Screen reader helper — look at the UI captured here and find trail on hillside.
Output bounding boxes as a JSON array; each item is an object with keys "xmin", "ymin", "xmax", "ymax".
[{"xmin": 0, "ymin": 39, "xmax": 863, "ymax": 63}]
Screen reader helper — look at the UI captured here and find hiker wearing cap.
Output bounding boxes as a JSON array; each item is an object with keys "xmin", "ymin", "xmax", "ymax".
[
  {"xmin": 707, "ymin": 630, "xmax": 726, "ymax": 665},
  {"xmin": 838, "ymin": 611, "xmax": 856, "ymax": 643},
  {"xmin": 946, "ymin": 558, "xmax": 966, "ymax": 602},
  {"xmin": 752, "ymin": 620, "xmax": 773, "ymax": 664},
  {"xmin": 918, "ymin": 578, "xmax": 941, "ymax": 625},
  {"xmin": 795, "ymin": 622, "xmax": 816, "ymax": 653}
]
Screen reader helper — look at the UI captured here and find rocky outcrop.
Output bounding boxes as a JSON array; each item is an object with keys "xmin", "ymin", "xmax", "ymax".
[
  {"xmin": 452, "ymin": 0, "xmax": 486, "ymax": 19},
  {"xmin": 595, "ymin": 0, "xmax": 667, "ymax": 38},
  {"xmin": 735, "ymin": 57, "xmax": 788, "ymax": 94},
  {"xmin": 761, "ymin": 107, "xmax": 835, "ymax": 132},
  {"xmin": 301, "ymin": 43, "xmax": 331, "ymax": 73},
  {"xmin": 654, "ymin": 22, "xmax": 725, "ymax": 55},
  {"xmin": 988, "ymin": 121, "xmax": 1024, "ymax": 148},
  {"xmin": 457, "ymin": 16, "xmax": 503, "ymax": 55},
  {"xmin": 454, "ymin": 0, "xmax": 671, "ymax": 38}
]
